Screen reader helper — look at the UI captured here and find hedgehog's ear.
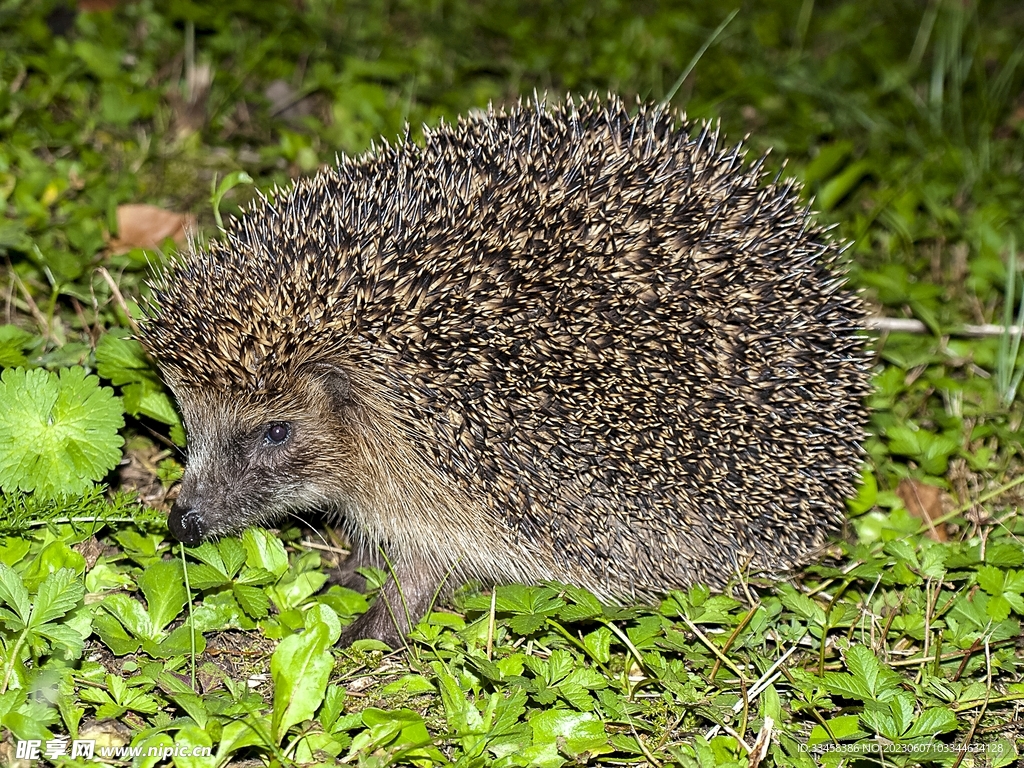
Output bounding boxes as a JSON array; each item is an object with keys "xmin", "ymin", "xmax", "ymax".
[{"xmin": 304, "ymin": 362, "xmax": 353, "ymax": 409}]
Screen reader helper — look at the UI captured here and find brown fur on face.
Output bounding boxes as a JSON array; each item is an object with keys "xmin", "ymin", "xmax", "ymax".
[{"xmin": 168, "ymin": 372, "xmax": 362, "ymax": 544}]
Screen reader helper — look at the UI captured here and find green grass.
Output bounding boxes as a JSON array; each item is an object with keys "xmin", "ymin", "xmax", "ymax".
[{"xmin": 1, "ymin": 0, "xmax": 1024, "ymax": 765}]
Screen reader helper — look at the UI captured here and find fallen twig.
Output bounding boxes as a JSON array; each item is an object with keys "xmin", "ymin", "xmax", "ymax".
[{"xmin": 866, "ymin": 316, "xmax": 1024, "ymax": 337}]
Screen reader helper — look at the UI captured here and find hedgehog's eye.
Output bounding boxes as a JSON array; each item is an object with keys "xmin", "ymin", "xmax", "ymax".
[{"xmin": 264, "ymin": 422, "xmax": 291, "ymax": 446}]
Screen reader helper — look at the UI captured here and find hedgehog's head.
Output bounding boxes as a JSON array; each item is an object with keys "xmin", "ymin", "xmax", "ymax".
[
  {"xmin": 136, "ymin": 180, "xmax": 382, "ymax": 545},
  {"xmin": 165, "ymin": 364, "xmax": 365, "ymax": 546}
]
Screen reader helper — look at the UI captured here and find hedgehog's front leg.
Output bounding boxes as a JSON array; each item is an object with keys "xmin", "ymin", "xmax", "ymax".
[{"xmin": 338, "ymin": 556, "xmax": 439, "ymax": 648}]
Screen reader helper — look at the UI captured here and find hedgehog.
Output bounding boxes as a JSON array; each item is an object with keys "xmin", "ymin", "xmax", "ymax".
[{"xmin": 140, "ymin": 95, "xmax": 870, "ymax": 647}]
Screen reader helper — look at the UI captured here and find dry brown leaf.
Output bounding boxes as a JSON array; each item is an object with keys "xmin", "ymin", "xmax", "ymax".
[
  {"xmin": 896, "ymin": 478, "xmax": 948, "ymax": 541},
  {"xmin": 109, "ymin": 204, "xmax": 194, "ymax": 253}
]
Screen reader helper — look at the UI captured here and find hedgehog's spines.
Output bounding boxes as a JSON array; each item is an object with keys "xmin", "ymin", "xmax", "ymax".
[
  {"xmin": 748, "ymin": 152, "xmax": 772, "ymax": 181},
  {"xmin": 141, "ymin": 95, "xmax": 869, "ymax": 600}
]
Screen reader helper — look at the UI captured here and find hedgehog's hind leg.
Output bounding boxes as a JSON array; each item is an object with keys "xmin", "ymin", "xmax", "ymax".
[{"xmin": 338, "ymin": 557, "xmax": 440, "ymax": 648}]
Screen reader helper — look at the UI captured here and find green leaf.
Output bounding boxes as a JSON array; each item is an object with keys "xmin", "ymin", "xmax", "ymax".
[
  {"xmin": 803, "ymin": 141, "xmax": 853, "ymax": 185},
  {"xmin": 582, "ymin": 626, "xmax": 612, "ymax": 664},
  {"xmin": 0, "ymin": 367, "xmax": 124, "ymax": 498},
  {"xmin": 73, "ymin": 39, "xmax": 123, "ymax": 80},
  {"xmin": 268, "ymin": 570, "xmax": 328, "ymax": 613},
  {"xmin": 903, "ymin": 707, "xmax": 958, "ymax": 739},
  {"xmin": 817, "ymin": 159, "xmax": 871, "ymax": 211},
  {"xmin": 528, "ymin": 709, "xmax": 611, "ymax": 759},
  {"xmin": 94, "ymin": 332, "xmax": 158, "ymax": 387},
  {"xmin": 976, "ymin": 566, "xmax": 1021, "ymax": 619},
  {"xmin": 886, "ymin": 425, "xmax": 922, "ymax": 457},
  {"xmin": 211, "ymin": 171, "xmax": 254, "ymax": 229},
  {"xmin": 356, "ymin": 708, "xmax": 442, "ymax": 762},
  {"xmin": 270, "ymin": 611, "xmax": 337, "ymax": 743},
  {"xmin": 491, "ymin": 686, "xmax": 528, "ymax": 736},
  {"xmin": 100, "ymin": 593, "xmax": 153, "ymax": 639},
  {"xmin": 382, "ymin": 674, "xmax": 435, "ymax": 695},
  {"xmin": 777, "ymin": 586, "xmax": 827, "ymax": 624},
  {"xmin": 808, "ymin": 714, "xmax": 866, "ymax": 745},
  {"xmin": 91, "ymin": 612, "xmax": 141, "ymax": 656},
  {"xmin": 0, "ymin": 563, "xmax": 31, "ymax": 625},
  {"xmin": 121, "ymin": 382, "xmax": 180, "ymax": 426},
  {"xmin": 182, "ymin": 563, "xmax": 230, "ymax": 591},
  {"xmin": 320, "ymin": 685, "xmax": 346, "ymax": 732},
  {"xmin": 234, "ymin": 584, "xmax": 271, "ymax": 619},
  {"xmin": 185, "ymin": 541, "xmax": 227, "ymax": 573},
  {"xmin": 919, "ymin": 431, "xmax": 960, "ymax": 475},
  {"xmin": 149, "ymin": 623, "xmax": 204, "ymax": 658},
  {"xmin": 97, "ymin": 334, "xmax": 178, "ymax": 423},
  {"xmin": 0, "ymin": 565, "xmax": 85, "ymax": 665},
  {"xmin": 557, "ymin": 584, "xmax": 604, "ymax": 622},
  {"xmin": 30, "ymin": 568, "xmax": 84, "ymax": 627},
  {"xmin": 860, "ymin": 703, "xmax": 898, "ymax": 740},
  {"xmin": 432, "ymin": 662, "xmax": 479, "ymax": 735},
  {"xmin": 0, "ymin": 325, "xmax": 35, "ymax": 367},
  {"xmin": 823, "ymin": 645, "xmax": 902, "ymax": 702},
  {"xmin": 242, "ymin": 528, "xmax": 289, "ymax": 577},
  {"xmin": 137, "ymin": 560, "xmax": 187, "ymax": 632},
  {"xmin": 988, "ymin": 738, "xmax": 1018, "ymax": 768},
  {"xmin": 0, "ymin": 222, "xmax": 32, "ymax": 254},
  {"xmin": 219, "ymin": 538, "xmax": 247, "ymax": 578},
  {"xmin": 509, "ymin": 613, "xmax": 547, "ymax": 634},
  {"xmin": 886, "ymin": 692, "xmax": 915, "ymax": 736},
  {"xmin": 846, "ymin": 468, "xmax": 877, "ymax": 514},
  {"xmin": 978, "ymin": 565, "xmax": 1013, "ymax": 596}
]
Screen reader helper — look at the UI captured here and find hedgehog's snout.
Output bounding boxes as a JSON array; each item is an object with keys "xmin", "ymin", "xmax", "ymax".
[{"xmin": 168, "ymin": 500, "xmax": 205, "ymax": 547}]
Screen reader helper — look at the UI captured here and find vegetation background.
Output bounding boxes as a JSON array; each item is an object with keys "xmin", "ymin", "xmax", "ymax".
[{"xmin": 0, "ymin": 0, "xmax": 1023, "ymax": 765}]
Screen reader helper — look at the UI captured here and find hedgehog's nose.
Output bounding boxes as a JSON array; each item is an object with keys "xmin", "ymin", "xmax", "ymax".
[{"xmin": 168, "ymin": 502, "xmax": 205, "ymax": 547}]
